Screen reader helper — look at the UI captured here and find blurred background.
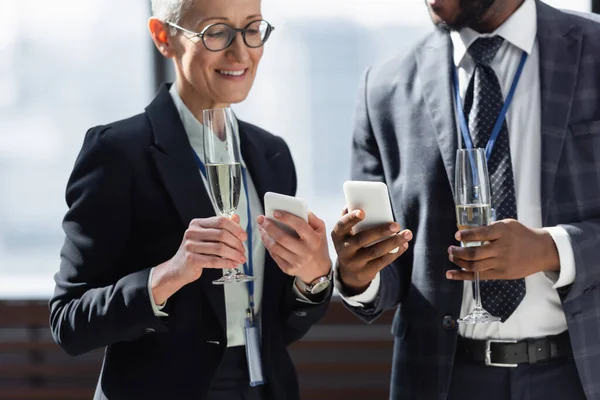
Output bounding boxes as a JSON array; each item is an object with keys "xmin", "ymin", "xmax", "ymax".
[{"xmin": 0, "ymin": 0, "xmax": 596, "ymax": 399}]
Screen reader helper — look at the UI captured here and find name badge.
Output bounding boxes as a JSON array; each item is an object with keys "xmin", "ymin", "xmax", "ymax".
[{"xmin": 244, "ymin": 311, "xmax": 265, "ymax": 387}]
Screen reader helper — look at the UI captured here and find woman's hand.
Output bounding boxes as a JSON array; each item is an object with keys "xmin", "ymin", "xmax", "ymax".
[
  {"xmin": 151, "ymin": 215, "xmax": 247, "ymax": 305},
  {"xmin": 257, "ymin": 211, "xmax": 332, "ymax": 284}
]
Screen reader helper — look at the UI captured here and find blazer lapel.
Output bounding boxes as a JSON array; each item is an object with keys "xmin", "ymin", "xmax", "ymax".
[
  {"xmin": 237, "ymin": 122, "xmax": 287, "ymax": 326},
  {"xmin": 536, "ymin": 1, "xmax": 582, "ymax": 225},
  {"xmin": 146, "ymin": 85, "xmax": 226, "ymax": 333},
  {"xmin": 415, "ymin": 32, "xmax": 459, "ymax": 194},
  {"xmin": 239, "ymin": 122, "xmax": 278, "ymax": 208}
]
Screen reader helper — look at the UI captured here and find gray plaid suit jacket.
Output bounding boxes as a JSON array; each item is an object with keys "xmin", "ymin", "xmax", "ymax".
[{"xmin": 346, "ymin": 2, "xmax": 600, "ymax": 399}]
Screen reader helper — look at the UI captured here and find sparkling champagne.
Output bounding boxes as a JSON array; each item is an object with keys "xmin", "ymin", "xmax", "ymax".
[
  {"xmin": 455, "ymin": 204, "xmax": 491, "ymax": 247},
  {"xmin": 206, "ymin": 163, "xmax": 241, "ymax": 217}
]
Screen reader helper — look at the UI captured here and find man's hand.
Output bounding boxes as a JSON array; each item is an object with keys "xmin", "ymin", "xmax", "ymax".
[
  {"xmin": 447, "ymin": 219, "xmax": 560, "ymax": 281},
  {"xmin": 257, "ymin": 211, "xmax": 332, "ymax": 284},
  {"xmin": 331, "ymin": 208, "xmax": 412, "ymax": 296}
]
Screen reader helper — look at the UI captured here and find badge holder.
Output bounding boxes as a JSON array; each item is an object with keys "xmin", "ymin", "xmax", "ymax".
[{"xmin": 244, "ymin": 309, "xmax": 265, "ymax": 387}]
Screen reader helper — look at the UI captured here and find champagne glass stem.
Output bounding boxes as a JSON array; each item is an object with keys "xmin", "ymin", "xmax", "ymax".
[
  {"xmin": 455, "ymin": 148, "xmax": 500, "ymax": 324},
  {"xmin": 222, "ymin": 213, "xmax": 245, "ymax": 278},
  {"xmin": 473, "ymin": 271, "xmax": 483, "ymax": 309}
]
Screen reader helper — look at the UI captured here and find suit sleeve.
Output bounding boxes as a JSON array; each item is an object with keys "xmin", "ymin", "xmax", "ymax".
[
  {"xmin": 271, "ymin": 136, "xmax": 332, "ymax": 345},
  {"xmin": 343, "ymin": 68, "xmax": 409, "ymax": 323},
  {"xmin": 281, "ymin": 282, "xmax": 332, "ymax": 345},
  {"xmin": 49, "ymin": 127, "xmax": 167, "ymax": 356},
  {"xmin": 558, "ymin": 220, "xmax": 600, "ymax": 303}
]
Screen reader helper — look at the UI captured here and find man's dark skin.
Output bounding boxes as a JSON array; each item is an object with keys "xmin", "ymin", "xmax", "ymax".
[{"xmin": 332, "ymin": 0, "xmax": 561, "ymax": 295}]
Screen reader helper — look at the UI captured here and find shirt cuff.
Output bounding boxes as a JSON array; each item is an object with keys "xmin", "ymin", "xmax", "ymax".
[
  {"xmin": 543, "ymin": 227, "xmax": 576, "ymax": 289},
  {"xmin": 148, "ymin": 267, "xmax": 169, "ymax": 317},
  {"xmin": 334, "ymin": 264, "xmax": 381, "ymax": 308},
  {"xmin": 293, "ymin": 276, "xmax": 333, "ymax": 304},
  {"xmin": 292, "ymin": 277, "xmax": 317, "ymax": 304}
]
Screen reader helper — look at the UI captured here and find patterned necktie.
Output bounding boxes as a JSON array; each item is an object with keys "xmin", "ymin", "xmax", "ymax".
[{"xmin": 462, "ymin": 36, "xmax": 526, "ymax": 323}]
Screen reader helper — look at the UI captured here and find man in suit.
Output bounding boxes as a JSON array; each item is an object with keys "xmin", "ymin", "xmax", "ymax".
[
  {"xmin": 49, "ymin": 0, "xmax": 333, "ymax": 399},
  {"xmin": 331, "ymin": 0, "xmax": 600, "ymax": 399}
]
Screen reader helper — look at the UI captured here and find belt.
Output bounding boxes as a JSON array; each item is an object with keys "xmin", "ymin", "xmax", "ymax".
[{"xmin": 455, "ymin": 331, "xmax": 573, "ymax": 368}]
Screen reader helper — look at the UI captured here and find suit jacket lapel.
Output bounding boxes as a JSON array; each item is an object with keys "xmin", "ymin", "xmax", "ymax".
[
  {"xmin": 536, "ymin": 1, "xmax": 582, "ymax": 225},
  {"xmin": 415, "ymin": 32, "xmax": 459, "ymax": 195},
  {"xmin": 145, "ymin": 91, "xmax": 285, "ymax": 336},
  {"xmin": 239, "ymin": 122, "xmax": 277, "ymax": 208},
  {"xmin": 238, "ymin": 122, "xmax": 287, "ymax": 325},
  {"xmin": 145, "ymin": 85, "xmax": 226, "ymax": 333}
]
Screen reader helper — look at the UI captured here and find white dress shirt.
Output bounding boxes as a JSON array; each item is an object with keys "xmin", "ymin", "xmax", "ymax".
[
  {"xmin": 337, "ymin": 0, "xmax": 577, "ymax": 341},
  {"xmin": 148, "ymin": 84, "xmax": 313, "ymax": 347}
]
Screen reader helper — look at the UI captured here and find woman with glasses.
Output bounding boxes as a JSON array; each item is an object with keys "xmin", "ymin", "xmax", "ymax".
[{"xmin": 49, "ymin": 0, "xmax": 333, "ymax": 399}]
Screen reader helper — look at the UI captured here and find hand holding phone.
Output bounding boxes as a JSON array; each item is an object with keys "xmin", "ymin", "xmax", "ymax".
[
  {"xmin": 264, "ymin": 192, "xmax": 308, "ymax": 238},
  {"xmin": 343, "ymin": 181, "xmax": 398, "ymax": 251},
  {"xmin": 331, "ymin": 181, "xmax": 412, "ymax": 295},
  {"xmin": 261, "ymin": 192, "xmax": 332, "ymax": 285}
]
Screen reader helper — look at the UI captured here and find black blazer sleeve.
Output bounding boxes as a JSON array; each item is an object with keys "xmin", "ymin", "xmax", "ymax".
[
  {"xmin": 50, "ymin": 127, "xmax": 166, "ymax": 356},
  {"xmin": 281, "ymin": 282, "xmax": 332, "ymax": 345},
  {"xmin": 272, "ymin": 137, "xmax": 332, "ymax": 345}
]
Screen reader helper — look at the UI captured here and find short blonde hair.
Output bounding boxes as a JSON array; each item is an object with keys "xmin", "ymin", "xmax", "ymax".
[{"xmin": 151, "ymin": 0, "xmax": 193, "ymax": 33}]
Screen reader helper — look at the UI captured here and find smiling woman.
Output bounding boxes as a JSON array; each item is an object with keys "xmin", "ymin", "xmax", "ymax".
[
  {"xmin": 148, "ymin": 0, "xmax": 269, "ymax": 115},
  {"xmin": 48, "ymin": 0, "xmax": 333, "ymax": 399}
]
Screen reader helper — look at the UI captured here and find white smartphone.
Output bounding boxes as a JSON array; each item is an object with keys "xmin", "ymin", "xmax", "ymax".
[
  {"xmin": 264, "ymin": 192, "xmax": 308, "ymax": 238},
  {"xmin": 343, "ymin": 181, "xmax": 399, "ymax": 252}
]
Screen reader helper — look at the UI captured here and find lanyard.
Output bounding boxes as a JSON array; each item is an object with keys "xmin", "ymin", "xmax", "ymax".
[
  {"xmin": 453, "ymin": 51, "xmax": 528, "ymax": 161},
  {"xmin": 193, "ymin": 152, "xmax": 255, "ymax": 314}
]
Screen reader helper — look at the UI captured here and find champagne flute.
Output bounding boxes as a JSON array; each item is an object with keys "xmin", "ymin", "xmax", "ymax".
[
  {"xmin": 203, "ymin": 108, "xmax": 254, "ymax": 285},
  {"xmin": 455, "ymin": 148, "xmax": 500, "ymax": 324}
]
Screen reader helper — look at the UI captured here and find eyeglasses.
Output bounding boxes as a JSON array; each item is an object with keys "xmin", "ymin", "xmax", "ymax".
[{"xmin": 167, "ymin": 20, "xmax": 274, "ymax": 52}]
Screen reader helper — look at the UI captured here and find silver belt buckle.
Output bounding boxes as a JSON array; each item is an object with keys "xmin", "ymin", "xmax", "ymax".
[{"xmin": 485, "ymin": 339, "xmax": 518, "ymax": 368}]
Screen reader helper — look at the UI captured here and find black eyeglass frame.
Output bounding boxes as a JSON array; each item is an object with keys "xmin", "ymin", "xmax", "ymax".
[{"xmin": 167, "ymin": 19, "xmax": 275, "ymax": 52}]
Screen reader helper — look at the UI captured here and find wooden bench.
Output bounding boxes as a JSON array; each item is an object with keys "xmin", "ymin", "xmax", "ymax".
[{"xmin": 0, "ymin": 298, "xmax": 394, "ymax": 400}]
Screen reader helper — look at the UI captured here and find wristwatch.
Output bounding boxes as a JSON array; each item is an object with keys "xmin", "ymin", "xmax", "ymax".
[{"xmin": 297, "ymin": 268, "xmax": 333, "ymax": 295}]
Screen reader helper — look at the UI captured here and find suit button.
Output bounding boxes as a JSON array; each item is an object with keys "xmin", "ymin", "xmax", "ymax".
[
  {"xmin": 442, "ymin": 315, "xmax": 456, "ymax": 330},
  {"xmin": 294, "ymin": 311, "xmax": 307, "ymax": 317}
]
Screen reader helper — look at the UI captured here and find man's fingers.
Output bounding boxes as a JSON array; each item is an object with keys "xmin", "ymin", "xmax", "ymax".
[
  {"xmin": 446, "ymin": 269, "xmax": 503, "ymax": 281},
  {"xmin": 331, "ymin": 209, "xmax": 365, "ymax": 239},
  {"xmin": 353, "ymin": 230, "xmax": 411, "ymax": 262},
  {"xmin": 346, "ymin": 224, "xmax": 406, "ymax": 251},
  {"xmin": 456, "ymin": 222, "xmax": 502, "ymax": 244},
  {"xmin": 445, "ymin": 269, "xmax": 474, "ymax": 281},
  {"xmin": 448, "ymin": 242, "xmax": 495, "ymax": 262},
  {"xmin": 448, "ymin": 256, "xmax": 497, "ymax": 273},
  {"xmin": 363, "ymin": 241, "xmax": 410, "ymax": 276}
]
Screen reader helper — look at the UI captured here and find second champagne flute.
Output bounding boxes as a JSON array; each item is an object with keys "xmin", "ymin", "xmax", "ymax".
[
  {"xmin": 455, "ymin": 148, "xmax": 500, "ymax": 324},
  {"xmin": 203, "ymin": 107, "xmax": 254, "ymax": 285}
]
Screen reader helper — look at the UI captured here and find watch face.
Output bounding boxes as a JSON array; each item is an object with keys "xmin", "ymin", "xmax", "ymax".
[{"xmin": 309, "ymin": 279, "xmax": 331, "ymax": 295}]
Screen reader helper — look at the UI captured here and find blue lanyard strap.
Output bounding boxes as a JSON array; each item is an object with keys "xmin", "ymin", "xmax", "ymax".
[
  {"xmin": 193, "ymin": 151, "xmax": 255, "ymax": 313},
  {"xmin": 240, "ymin": 168, "xmax": 254, "ymax": 312},
  {"xmin": 193, "ymin": 152, "xmax": 207, "ymax": 177},
  {"xmin": 453, "ymin": 51, "xmax": 528, "ymax": 161}
]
